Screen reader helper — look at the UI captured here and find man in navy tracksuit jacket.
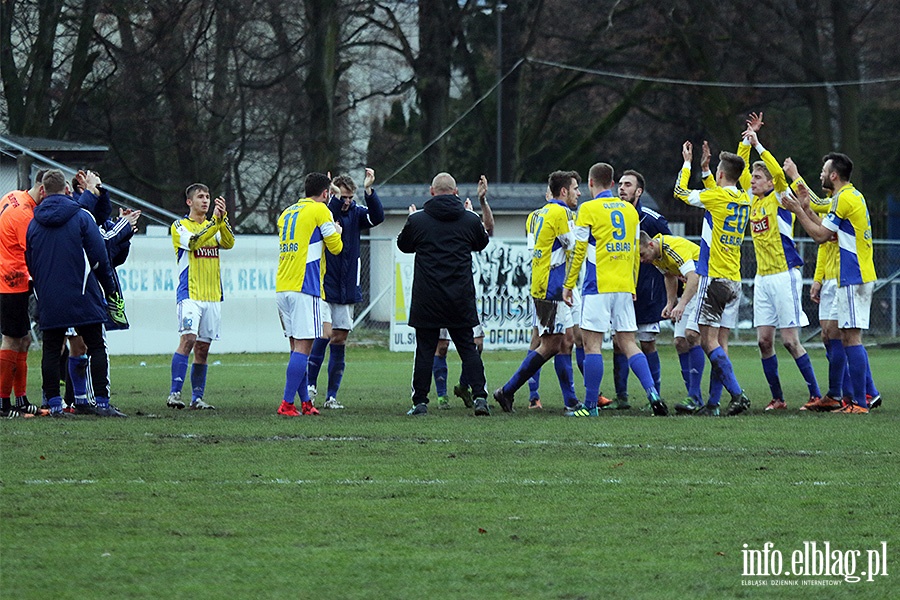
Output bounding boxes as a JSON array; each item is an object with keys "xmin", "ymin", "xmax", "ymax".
[
  {"xmin": 610, "ymin": 170, "xmax": 671, "ymax": 409},
  {"xmin": 25, "ymin": 169, "xmax": 126, "ymax": 417},
  {"xmin": 306, "ymin": 168, "xmax": 384, "ymax": 409}
]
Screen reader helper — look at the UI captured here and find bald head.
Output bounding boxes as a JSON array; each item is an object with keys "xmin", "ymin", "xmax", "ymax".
[{"xmin": 430, "ymin": 172, "xmax": 457, "ymax": 196}]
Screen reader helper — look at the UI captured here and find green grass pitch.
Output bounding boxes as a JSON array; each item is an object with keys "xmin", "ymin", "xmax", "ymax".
[{"xmin": 2, "ymin": 344, "xmax": 897, "ymax": 599}]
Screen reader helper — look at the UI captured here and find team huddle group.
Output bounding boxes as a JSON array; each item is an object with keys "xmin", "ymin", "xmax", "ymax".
[
  {"xmin": 487, "ymin": 112, "xmax": 880, "ymax": 418},
  {"xmin": 0, "ymin": 113, "xmax": 881, "ymax": 419}
]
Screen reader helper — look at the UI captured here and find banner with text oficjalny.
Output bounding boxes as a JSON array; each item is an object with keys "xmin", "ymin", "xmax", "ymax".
[{"xmin": 391, "ymin": 239, "xmax": 533, "ymax": 351}]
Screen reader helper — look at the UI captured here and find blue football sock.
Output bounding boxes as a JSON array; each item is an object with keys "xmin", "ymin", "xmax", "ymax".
[
  {"xmin": 827, "ymin": 339, "xmax": 846, "ymax": 398},
  {"xmin": 613, "ymin": 352, "xmax": 629, "ymax": 397},
  {"xmin": 307, "ymin": 337, "xmax": 328, "ymax": 388},
  {"xmin": 646, "ymin": 350, "xmax": 661, "ymax": 395},
  {"xmin": 326, "ymin": 344, "xmax": 345, "ymax": 398},
  {"xmin": 432, "ymin": 355, "xmax": 448, "ymax": 397},
  {"xmin": 95, "ymin": 396, "xmax": 110, "ymax": 408},
  {"xmin": 528, "ymin": 367, "xmax": 541, "ymax": 401},
  {"xmin": 761, "ymin": 355, "xmax": 782, "ymax": 400},
  {"xmin": 283, "ymin": 352, "xmax": 309, "ymax": 403},
  {"xmin": 170, "ymin": 352, "xmax": 189, "ymax": 394},
  {"xmin": 554, "ymin": 353, "xmax": 577, "ymax": 407},
  {"xmin": 47, "ymin": 395, "xmax": 64, "ymax": 414},
  {"xmin": 794, "ymin": 353, "xmax": 821, "ymax": 399},
  {"xmin": 68, "ymin": 355, "xmax": 89, "ymax": 405},
  {"xmin": 628, "ymin": 353, "xmax": 658, "ymax": 398},
  {"xmin": 583, "ymin": 353, "xmax": 603, "ymax": 410},
  {"xmin": 678, "ymin": 351, "xmax": 691, "ymax": 395},
  {"xmin": 191, "ymin": 363, "xmax": 208, "ymax": 402},
  {"xmin": 688, "ymin": 345, "xmax": 705, "ymax": 404},
  {"xmin": 844, "ymin": 345, "xmax": 869, "ymax": 408},
  {"xmin": 866, "ymin": 364, "xmax": 878, "ymax": 398},
  {"xmin": 708, "ymin": 347, "xmax": 742, "ymax": 397},
  {"xmin": 504, "ymin": 350, "xmax": 549, "ymax": 394},
  {"xmin": 575, "ymin": 347, "xmax": 585, "ymax": 376},
  {"xmin": 708, "ymin": 373, "xmax": 723, "ymax": 407}
]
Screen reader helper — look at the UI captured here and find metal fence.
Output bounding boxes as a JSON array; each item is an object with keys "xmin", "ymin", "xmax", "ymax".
[{"xmin": 354, "ymin": 236, "xmax": 900, "ymax": 346}]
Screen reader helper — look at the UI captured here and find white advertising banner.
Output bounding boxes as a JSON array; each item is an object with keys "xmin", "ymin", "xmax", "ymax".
[{"xmin": 390, "ymin": 239, "xmax": 534, "ymax": 351}]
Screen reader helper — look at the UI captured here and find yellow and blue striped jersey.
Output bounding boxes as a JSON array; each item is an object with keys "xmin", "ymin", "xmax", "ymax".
[
  {"xmin": 565, "ymin": 193, "xmax": 640, "ymax": 294},
  {"xmin": 526, "ymin": 200, "xmax": 574, "ymax": 301},
  {"xmin": 276, "ymin": 198, "xmax": 343, "ymax": 295},
  {"xmin": 172, "ymin": 215, "xmax": 235, "ymax": 302},
  {"xmin": 741, "ymin": 144, "xmax": 804, "ymax": 276},
  {"xmin": 651, "ymin": 234, "xmax": 700, "ymax": 278},
  {"xmin": 821, "ymin": 183, "xmax": 876, "ymax": 286},
  {"xmin": 674, "ymin": 162, "xmax": 750, "ymax": 281},
  {"xmin": 789, "ymin": 176, "xmax": 836, "ymax": 282}
]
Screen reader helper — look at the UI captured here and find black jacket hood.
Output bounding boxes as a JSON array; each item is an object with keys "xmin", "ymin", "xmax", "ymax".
[{"xmin": 423, "ymin": 194, "xmax": 465, "ymax": 222}]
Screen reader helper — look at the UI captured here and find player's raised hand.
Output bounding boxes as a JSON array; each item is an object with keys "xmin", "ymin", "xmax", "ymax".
[
  {"xmin": 682, "ymin": 141, "xmax": 693, "ymax": 163},
  {"xmin": 364, "ymin": 168, "xmax": 375, "ymax": 191},
  {"xmin": 700, "ymin": 141, "xmax": 711, "ymax": 172},
  {"xmin": 213, "ymin": 196, "xmax": 226, "ymax": 218},
  {"xmin": 746, "ymin": 112, "xmax": 764, "ymax": 132},
  {"xmin": 783, "ymin": 157, "xmax": 799, "ymax": 181},
  {"xmin": 477, "ymin": 175, "xmax": 488, "ymax": 201},
  {"xmin": 408, "ymin": 204, "xmax": 417, "ymax": 214}
]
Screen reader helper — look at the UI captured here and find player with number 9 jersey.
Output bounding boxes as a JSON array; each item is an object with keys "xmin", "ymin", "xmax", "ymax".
[{"xmin": 564, "ymin": 198, "xmax": 640, "ymax": 295}]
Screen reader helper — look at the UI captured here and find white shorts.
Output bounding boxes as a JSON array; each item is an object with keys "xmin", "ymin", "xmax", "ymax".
[
  {"xmin": 819, "ymin": 279, "xmax": 838, "ymax": 322},
  {"xmin": 673, "ymin": 294, "xmax": 700, "ymax": 339},
  {"xmin": 531, "ymin": 298, "xmax": 573, "ymax": 336},
  {"xmin": 177, "ymin": 299, "xmax": 221, "ymax": 343},
  {"xmin": 692, "ymin": 276, "xmax": 741, "ymax": 329},
  {"xmin": 276, "ymin": 291, "xmax": 324, "ymax": 340},
  {"xmin": 834, "ymin": 282, "xmax": 873, "ymax": 330},
  {"xmin": 323, "ymin": 302, "xmax": 353, "ymax": 331},
  {"xmin": 581, "ymin": 293, "xmax": 637, "ymax": 334},
  {"xmin": 636, "ymin": 322, "xmax": 660, "ymax": 343},
  {"xmin": 753, "ymin": 269, "xmax": 809, "ymax": 329},
  {"xmin": 571, "ymin": 284, "xmax": 582, "ymax": 326},
  {"xmin": 439, "ymin": 323, "xmax": 485, "ymax": 340}
]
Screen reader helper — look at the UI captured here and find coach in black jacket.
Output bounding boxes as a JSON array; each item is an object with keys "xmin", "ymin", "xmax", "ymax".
[{"xmin": 397, "ymin": 173, "xmax": 491, "ymax": 416}]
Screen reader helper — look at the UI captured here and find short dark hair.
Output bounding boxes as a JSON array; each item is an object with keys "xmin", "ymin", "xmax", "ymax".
[
  {"xmin": 34, "ymin": 169, "xmax": 48, "ymax": 186},
  {"xmin": 823, "ymin": 152, "xmax": 853, "ymax": 181},
  {"xmin": 185, "ymin": 183, "xmax": 209, "ymax": 199},
  {"xmin": 332, "ymin": 174, "xmax": 357, "ymax": 194},
  {"xmin": 41, "ymin": 169, "xmax": 66, "ymax": 195},
  {"xmin": 621, "ymin": 169, "xmax": 645, "ymax": 191},
  {"xmin": 589, "ymin": 162, "xmax": 614, "ymax": 188},
  {"xmin": 304, "ymin": 172, "xmax": 332, "ymax": 198},
  {"xmin": 548, "ymin": 170, "xmax": 580, "ymax": 198},
  {"xmin": 718, "ymin": 152, "xmax": 744, "ymax": 183}
]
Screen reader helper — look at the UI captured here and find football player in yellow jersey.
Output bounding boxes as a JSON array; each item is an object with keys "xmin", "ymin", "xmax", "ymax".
[
  {"xmin": 737, "ymin": 116, "xmax": 823, "ymax": 411},
  {"xmin": 782, "ymin": 159, "xmax": 878, "ymax": 411},
  {"xmin": 166, "ymin": 183, "xmax": 235, "ymax": 411},
  {"xmin": 782, "ymin": 153, "xmax": 878, "ymax": 413},
  {"xmin": 275, "ymin": 172, "xmax": 344, "ymax": 417},
  {"xmin": 640, "ymin": 232, "xmax": 706, "ymax": 414},
  {"xmin": 560, "ymin": 163, "xmax": 667, "ymax": 417},
  {"xmin": 674, "ymin": 141, "xmax": 751, "ymax": 416},
  {"xmin": 494, "ymin": 171, "xmax": 580, "ymax": 413}
]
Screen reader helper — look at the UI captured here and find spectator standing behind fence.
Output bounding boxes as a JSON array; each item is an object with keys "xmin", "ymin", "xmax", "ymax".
[
  {"xmin": 396, "ymin": 172, "xmax": 491, "ymax": 416},
  {"xmin": 166, "ymin": 184, "xmax": 235, "ymax": 411},
  {"xmin": 306, "ymin": 168, "xmax": 383, "ymax": 410},
  {"xmin": 25, "ymin": 169, "xmax": 127, "ymax": 417}
]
